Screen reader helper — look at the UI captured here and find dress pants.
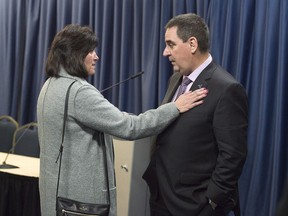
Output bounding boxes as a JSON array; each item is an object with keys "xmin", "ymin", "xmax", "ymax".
[
  {"xmin": 149, "ymin": 190, "xmax": 235, "ymax": 216},
  {"xmin": 149, "ymin": 189, "xmax": 173, "ymax": 216}
]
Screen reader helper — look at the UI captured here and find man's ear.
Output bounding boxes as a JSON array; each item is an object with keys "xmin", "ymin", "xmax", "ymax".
[{"xmin": 189, "ymin": 37, "xmax": 198, "ymax": 54}]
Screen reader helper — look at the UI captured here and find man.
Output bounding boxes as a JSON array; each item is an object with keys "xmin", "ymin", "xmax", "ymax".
[{"xmin": 143, "ymin": 13, "xmax": 248, "ymax": 216}]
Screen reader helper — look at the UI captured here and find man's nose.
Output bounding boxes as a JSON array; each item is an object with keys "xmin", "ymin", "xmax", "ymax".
[{"xmin": 163, "ymin": 47, "xmax": 171, "ymax": 56}]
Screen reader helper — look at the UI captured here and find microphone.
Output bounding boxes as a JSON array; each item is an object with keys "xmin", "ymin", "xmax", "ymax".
[
  {"xmin": 0, "ymin": 149, "xmax": 18, "ymax": 169},
  {"xmin": 0, "ymin": 123, "xmax": 33, "ymax": 169},
  {"xmin": 100, "ymin": 71, "xmax": 144, "ymax": 93}
]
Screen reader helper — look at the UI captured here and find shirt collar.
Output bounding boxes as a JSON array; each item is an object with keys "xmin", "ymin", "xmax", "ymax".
[{"xmin": 186, "ymin": 54, "xmax": 212, "ymax": 82}]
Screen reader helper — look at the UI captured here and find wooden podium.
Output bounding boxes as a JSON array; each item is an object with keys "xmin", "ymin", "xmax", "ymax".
[{"xmin": 113, "ymin": 136, "xmax": 155, "ymax": 216}]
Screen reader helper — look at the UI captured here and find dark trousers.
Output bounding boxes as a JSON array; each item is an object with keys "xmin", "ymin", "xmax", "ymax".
[
  {"xmin": 149, "ymin": 189, "xmax": 173, "ymax": 216},
  {"xmin": 145, "ymin": 157, "xmax": 239, "ymax": 216},
  {"xmin": 150, "ymin": 192, "xmax": 235, "ymax": 216}
]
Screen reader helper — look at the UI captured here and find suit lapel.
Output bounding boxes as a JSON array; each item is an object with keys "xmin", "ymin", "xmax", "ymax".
[
  {"xmin": 162, "ymin": 73, "xmax": 182, "ymax": 104},
  {"xmin": 190, "ymin": 61, "xmax": 217, "ymax": 91}
]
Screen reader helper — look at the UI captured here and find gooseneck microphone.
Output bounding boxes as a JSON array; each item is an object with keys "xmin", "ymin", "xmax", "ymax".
[
  {"xmin": 0, "ymin": 123, "xmax": 33, "ymax": 169},
  {"xmin": 0, "ymin": 149, "xmax": 18, "ymax": 169},
  {"xmin": 100, "ymin": 71, "xmax": 144, "ymax": 93}
]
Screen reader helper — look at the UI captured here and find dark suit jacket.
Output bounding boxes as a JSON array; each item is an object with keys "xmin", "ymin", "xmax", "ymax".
[
  {"xmin": 276, "ymin": 181, "xmax": 288, "ymax": 216},
  {"xmin": 143, "ymin": 61, "xmax": 248, "ymax": 216}
]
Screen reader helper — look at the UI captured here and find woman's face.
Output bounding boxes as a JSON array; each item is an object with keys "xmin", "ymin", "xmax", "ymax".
[{"xmin": 84, "ymin": 50, "xmax": 99, "ymax": 75}]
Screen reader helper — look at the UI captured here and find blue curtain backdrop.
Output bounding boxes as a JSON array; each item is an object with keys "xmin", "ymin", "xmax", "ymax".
[{"xmin": 0, "ymin": 0, "xmax": 287, "ymax": 215}]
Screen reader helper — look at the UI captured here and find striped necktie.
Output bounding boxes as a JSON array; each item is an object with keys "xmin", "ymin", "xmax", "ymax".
[{"xmin": 175, "ymin": 77, "xmax": 192, "ymax": 100}]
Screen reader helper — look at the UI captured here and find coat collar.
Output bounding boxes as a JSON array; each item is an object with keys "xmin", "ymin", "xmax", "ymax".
[
  {"xmin": 190, "ymin": 60, "xmax": 217, "ymax": 91},
  {"xmin": 58, "ymin": 66, "xmax": 85, "ymax": 83}
]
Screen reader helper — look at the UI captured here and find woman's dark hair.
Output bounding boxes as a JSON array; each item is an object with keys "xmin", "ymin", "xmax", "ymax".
[
  {"xmin": 165, "ymin": 13, "xmax": 210, "ymax": 53},
  {"xmin": 45, "ymin": 24, "xmax": 98, "ymax": 78}
]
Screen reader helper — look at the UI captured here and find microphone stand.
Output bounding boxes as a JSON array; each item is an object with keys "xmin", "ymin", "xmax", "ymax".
[
  {"xmin": 0, "ymin": 122, "xmax": 33, "ymax": 169},
  {"xmin": 100, "ymin": 71, "xmax": 144, "ymax": 93},
  {"xmin": 0, "ymin": 149, "xmax": 18, "ymax": 169}
]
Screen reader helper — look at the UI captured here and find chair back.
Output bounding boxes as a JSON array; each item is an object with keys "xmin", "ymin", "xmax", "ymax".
[
  {"xmin": 12, "ymin": 122, "xmax": 40, "ymax": 158},
  {"xmin": 0, "ymin": 115, "xmax": 19, "ymax": 152}
]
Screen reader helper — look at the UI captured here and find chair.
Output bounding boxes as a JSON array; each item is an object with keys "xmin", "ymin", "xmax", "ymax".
[
  {"xmin": 0, "ymin": 115, "xmax": 19, "ymax": 152},
  {"xmin": 12, "ymin": 122, "xmax": 40, "ymax": 158}
]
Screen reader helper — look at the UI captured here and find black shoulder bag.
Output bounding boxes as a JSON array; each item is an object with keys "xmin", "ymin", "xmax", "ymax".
[{"xmin": 55, "ymin": 81, "xmax": 110, "ymax": 216}]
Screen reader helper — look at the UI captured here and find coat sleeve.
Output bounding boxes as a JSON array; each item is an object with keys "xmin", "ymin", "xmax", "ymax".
[
  {"xmin": 206, "ymin": 83, "xmax": 248, "ymax": 205},
  {"xmin": 72, "ymin": 84, "xmax": 180, "ymax": 140}
]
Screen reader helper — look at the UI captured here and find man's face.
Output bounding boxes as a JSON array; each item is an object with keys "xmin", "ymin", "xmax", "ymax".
[{"xmin": 163, "ymin": 27, "xmax": 194, "ymax": 76}]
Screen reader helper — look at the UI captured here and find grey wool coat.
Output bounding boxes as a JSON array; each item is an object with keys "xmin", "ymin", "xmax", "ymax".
[{"xmin": 37, "ymin": 68, "xmax": 180, "ymax": 216}]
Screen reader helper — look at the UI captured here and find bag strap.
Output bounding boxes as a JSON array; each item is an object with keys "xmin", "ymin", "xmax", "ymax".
[
  {"xmin": 55, "ymin": 80, "xmax": 110, "ymax": 208},
  {"xmin": 55, "ymin": 80, "xmax": 76, "ymax": 206}
]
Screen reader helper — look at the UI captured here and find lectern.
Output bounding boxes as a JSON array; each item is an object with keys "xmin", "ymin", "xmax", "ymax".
[{"xmin": 113, "ymin": 136, "xmax": 155, "ymax": 216}]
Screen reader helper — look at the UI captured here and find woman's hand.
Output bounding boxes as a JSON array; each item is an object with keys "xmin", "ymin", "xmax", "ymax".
[{"xmin": 174, "ymin": 88, "xmax": 208, "ymax": 113}]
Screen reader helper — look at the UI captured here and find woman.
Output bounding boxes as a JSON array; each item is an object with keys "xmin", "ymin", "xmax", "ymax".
[{"xmin": 37, "ymin": 24, "xmax": 207, "ymax": 216}]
